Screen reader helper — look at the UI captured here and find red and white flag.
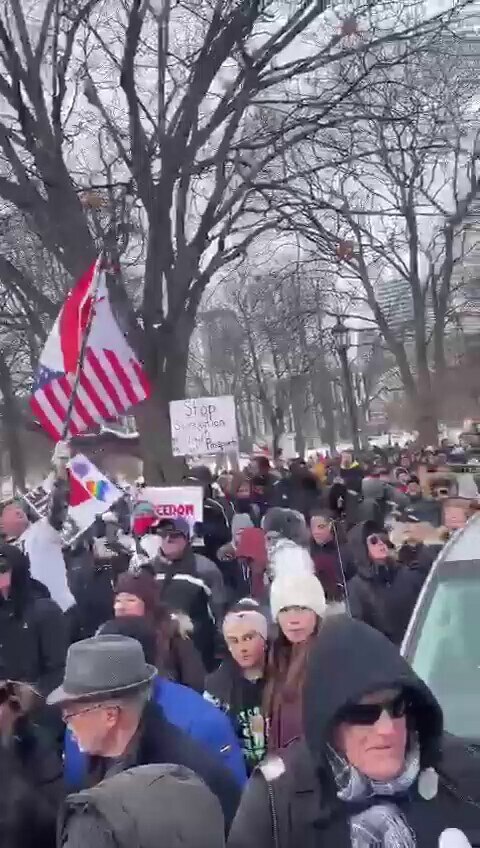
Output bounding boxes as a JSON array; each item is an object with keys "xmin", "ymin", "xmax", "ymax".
[{"xmin": 30, "ymin": 258, "xmax": 150, "ymax": 439}]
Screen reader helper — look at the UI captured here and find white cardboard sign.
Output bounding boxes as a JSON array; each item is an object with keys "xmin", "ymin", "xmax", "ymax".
[
  {"xmin": 169, "ymin": 395, "xmax": 238, "ymax": 457},
  {"xmin": 141, "ymin": 486, "xmax": 204, "ymax": 534}
]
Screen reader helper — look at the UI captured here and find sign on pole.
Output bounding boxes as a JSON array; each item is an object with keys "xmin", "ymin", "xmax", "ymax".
[
  {"xmin": 169, "ymin": 395, "xmax": 238, "ymax": 457},
  {"xmin": 141, "ymin": 486, "xmax": 203, "ymax": 535}
]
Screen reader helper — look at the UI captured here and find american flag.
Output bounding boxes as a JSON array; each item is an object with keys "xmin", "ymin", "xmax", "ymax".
[{"xmin": 30, "ymin": 259, "xmax": 150, "ymax": 440}]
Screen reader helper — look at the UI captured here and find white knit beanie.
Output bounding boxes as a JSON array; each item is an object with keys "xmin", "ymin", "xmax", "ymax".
[
  {"xmin": 268, "ymin": 538, "xmax": 315, "ymax": 581},
  {"xmin": 270, "ymin": 571, "xmax": 326, "ymax": 621}
]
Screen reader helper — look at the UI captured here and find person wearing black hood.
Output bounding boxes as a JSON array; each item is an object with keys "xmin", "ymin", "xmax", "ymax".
[
  {"xmin": 228, "ymin": 616, "xmax": 480, "ymax": 848},
  {"xmin": 0, "ymin": 544, "xmax": 68, "ymax": 696},
  {"xmin": 346, "ymin": 521, "xmax": 411, "ymax": 644},
  {"xmin": 186, "ymin": 466, "xmax": 233, "ymax": 562}
]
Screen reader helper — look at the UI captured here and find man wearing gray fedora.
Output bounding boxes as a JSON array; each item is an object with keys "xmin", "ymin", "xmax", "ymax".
[{"xmin": 48, "ymin": 634, "xmax": 240, "ymax": 831}]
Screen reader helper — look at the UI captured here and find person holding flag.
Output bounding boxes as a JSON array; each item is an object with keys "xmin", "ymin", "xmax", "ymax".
[{"xmin": 21, "ymin": 256, "xmax": 150, "ymax": 608}]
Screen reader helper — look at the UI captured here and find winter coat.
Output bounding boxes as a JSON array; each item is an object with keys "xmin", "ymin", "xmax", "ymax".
[
  {"xmin": 0, "ymin": 714, "xmax": 64, "ymax": 812},
  {"xmin": 202, "ymin": 496, "xmax": 233, "ymax": 561},
  {"xmin": 167, "ymin": 623, "xmax": 206, "ymax": 692},
  {"xmin": 346, "ymin": 521, "xmax": 419, "ymax": 644},
  {"xmin": 194, "ymin": 552, "xmax": 227, "ymax": 622},
  {"xmin": 64, "ymin": 562, "xmax": 114, "ymax": 644},
  {"xmin": 64, "ymin": 675, "xmax": 247, "ymax": 790},
  {"xmin": 309, "ymin": 539, "xmax": 356, "ymax": 602},
  {"xmin": 0, "ymin": 549, "xmax": 68, "ymax": 696},
  {"xmin": 271, "ymin": 476, "xmax": 320, "ymax": 520},
  {"xmin": 250, "ymin": 475, "xmax": 276, "ymax": 519},
  {"xmin": 75, "ymin": 700, "xmax": 241, "ymax": 831},
  {"xmin": 339, "ymin": 462, "xmax": 364, "ymax": 494},
  {"xmin": 59, "ymin": 764, "xmax": 226, "ymax": 848},
  {"xmin": 152, "ymin": 547, "xmax": 218, "ymax": 669},
  {"xmin": 228, "ymin": 616, "xmax": 480, "ymax": 848},
  {"xmin": 205, "ymin": 658, "xmax": 267, "ymax": 775},
  {"xmin": 217, "ymin": 545, "xmax": 251, "ymax": 604}
]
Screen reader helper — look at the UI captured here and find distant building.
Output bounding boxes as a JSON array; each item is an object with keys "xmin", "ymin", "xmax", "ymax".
[{"xmin": 375, "ymin": 277, "xmax": 414, "ymax": 339}]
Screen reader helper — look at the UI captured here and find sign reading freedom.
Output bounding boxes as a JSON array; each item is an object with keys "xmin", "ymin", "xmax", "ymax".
[
  {"xmin": 141, "ymin": 486, "xmax": 204, "ymax": 535},
  {"xmin": 169, "ymin": 395, "xmax": 238, "ymax": 457}
]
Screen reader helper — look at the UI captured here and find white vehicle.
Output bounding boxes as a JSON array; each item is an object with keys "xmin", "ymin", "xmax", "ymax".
[{"xmin": 402, "ymin": 514, "xmax": 480, "ymax": 743}]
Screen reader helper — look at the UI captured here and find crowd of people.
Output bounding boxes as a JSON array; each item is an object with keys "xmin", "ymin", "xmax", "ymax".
[{"xmin": 0, "ymin": 441, "xmax": 479, "ymax": 848}]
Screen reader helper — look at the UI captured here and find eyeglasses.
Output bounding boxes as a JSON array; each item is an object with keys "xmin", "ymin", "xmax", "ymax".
[
  {"xmin": 338, "ymin": 693, "xmax": 407, "ymax": 726},
  {"xmin": 62, "ymin": 703, "xmax": 113, "ymax": 723}
]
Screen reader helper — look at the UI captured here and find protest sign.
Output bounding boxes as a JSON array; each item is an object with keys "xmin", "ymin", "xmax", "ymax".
[
  {"xmin": 141, "ymin": 486, "xmax": 203, "ymax": 535},
  {"xmin": 23, "ymin": 454, "xmax": 123, "ymax": 547},
  {"xmin": 169, "ymin": 395, "xmax": 238, "ymax": 457}
]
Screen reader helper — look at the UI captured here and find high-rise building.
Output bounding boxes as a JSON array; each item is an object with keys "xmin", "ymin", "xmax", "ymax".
[{"xmin": 374, "ymin": 277, "xmax": 414, "ymax": 340}]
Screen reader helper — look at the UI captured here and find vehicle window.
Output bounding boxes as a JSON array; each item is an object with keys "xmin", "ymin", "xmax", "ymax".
[{"xmin": 408, "ymin": 562, "xmax": 480, "ymax": 742}]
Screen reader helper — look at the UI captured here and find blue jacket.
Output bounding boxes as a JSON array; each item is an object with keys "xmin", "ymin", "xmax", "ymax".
[{"xmin": 64, "ymin": 675, "xmax": 247, "ymax": 788}]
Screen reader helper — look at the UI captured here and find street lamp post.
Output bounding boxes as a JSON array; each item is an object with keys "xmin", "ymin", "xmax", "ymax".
[{"xmin": 332, "ymin": 316, "xmax": 360, "ymax": 454}]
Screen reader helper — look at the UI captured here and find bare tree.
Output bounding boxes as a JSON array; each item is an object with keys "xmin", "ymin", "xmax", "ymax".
[
  {"xmin": 268, "ymin": 48, "xmax": 480, "ymax": 443},
  {"xmin": 0, "ymin": 0, "xmax": 473, "ymax": 476}
]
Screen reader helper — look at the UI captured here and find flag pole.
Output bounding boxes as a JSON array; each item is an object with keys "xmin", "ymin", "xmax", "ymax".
[{"xmin": 61, "ymin": 254, "xmax": 103, "ymax": 441}]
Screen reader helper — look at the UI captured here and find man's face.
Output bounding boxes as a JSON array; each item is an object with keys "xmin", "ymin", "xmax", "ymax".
[
  {"xmin": 310, "ymin": 516, "xmax": 333, "ymax": 545},
  {"xmin": 443, "ymin": 506, "xmax": 468, "ymax": 532},
  {"xmin": 341, "ymin": 452, "xmax": 352, "ymax": 468},
  {"xmin": 334, "ymin": 688, "xmax": 407, "ymax": 781},
  {"xmin": 62, "ymin": 702, "xmax": 119, "ymax": 755},
  {"xmin": 1, "ymin": 505, "xmax": 28, "ymax": 539},
  {"xmin": 160, "ymin": 531, "xmax": 188, "ymax": 560},
  {"xmin": 407, "ymin": 481, "xmax": 421, "ymax": 498},
  {"xmin": 224, "ymin": 623, "xmax": 266, "ymax": 670}
]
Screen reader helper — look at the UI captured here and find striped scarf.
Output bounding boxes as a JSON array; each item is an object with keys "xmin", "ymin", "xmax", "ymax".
[{"xmin": 328, "ymin": 740, "xmax": 420, "ymax": 848}]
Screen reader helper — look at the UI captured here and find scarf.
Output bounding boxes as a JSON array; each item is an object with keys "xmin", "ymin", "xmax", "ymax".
[{"xmin": 328, "ymin": 739, "xmax": 420, "ymax": 848}]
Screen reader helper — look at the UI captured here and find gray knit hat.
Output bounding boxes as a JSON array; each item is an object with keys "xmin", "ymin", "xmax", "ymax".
[{"xmin": 262, "ymin": 507, "xmax": 309, "ymax": 546}]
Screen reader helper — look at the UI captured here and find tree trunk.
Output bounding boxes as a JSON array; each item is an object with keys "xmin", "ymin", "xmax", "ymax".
[
  {"xmin": 135, "ymin": 324, "xmax": 192, "ymax": 483},
  {"xmin": 270, "ymin": 405, "xmax": 285, "ymax": 458},
  {"xmin": 290, "ymin": 376, "xmax": 306, "ymax": 458},
  {"xmin": 0, "ymin": 352, "xmax": 26, "ymax": 492}
]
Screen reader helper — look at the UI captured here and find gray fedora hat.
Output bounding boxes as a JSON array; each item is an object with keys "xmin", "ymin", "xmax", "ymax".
[{"xmin": 47, "ymin": 634, "xmax": 156, "ymax": 707}]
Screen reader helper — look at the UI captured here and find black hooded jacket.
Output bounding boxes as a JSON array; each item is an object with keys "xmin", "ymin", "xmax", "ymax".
[
  {"xmin": 228, "ymin": 616, "xmax": 480, "ymax": 848},
  {"xmin": 0, "ymin": 544, "xmax": 68, "ymax": 695},
  {"xmin": 346, "ymin": 521, "xmax": 423, "ymax": 644}
]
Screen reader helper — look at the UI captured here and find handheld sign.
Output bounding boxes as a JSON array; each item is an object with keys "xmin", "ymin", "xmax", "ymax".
[
  {"xmin": 169, "ymin": 395, "xmax": 238, "ymax": 457},
  {"xmin": 141, "ymin": 486, "xmax": 204, "ymax": 535}
]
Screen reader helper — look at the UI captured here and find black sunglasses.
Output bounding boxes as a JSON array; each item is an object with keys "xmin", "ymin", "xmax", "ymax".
[
  {"xmin": 367, "ymin": 534, "xmax": 390, "ymax": 547},
  {"xmin": 338, "ymin": 693, "xmax": 407, "ymax": 726}
]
